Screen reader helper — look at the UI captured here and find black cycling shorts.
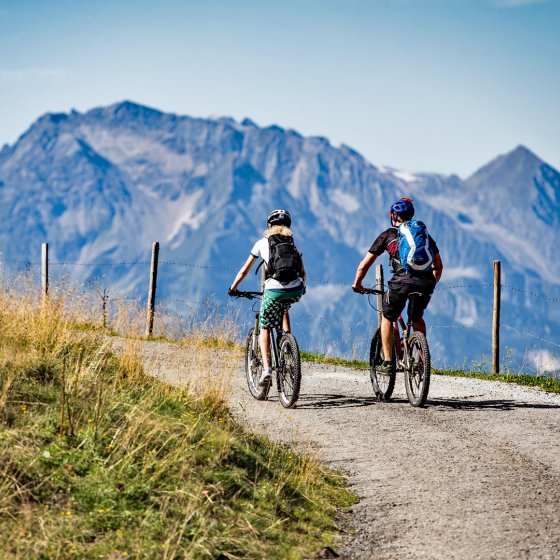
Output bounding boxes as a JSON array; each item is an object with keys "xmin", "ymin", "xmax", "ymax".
[{"xmin": 382, "ymin": 277, "xmax": 435, "ymax": 323}]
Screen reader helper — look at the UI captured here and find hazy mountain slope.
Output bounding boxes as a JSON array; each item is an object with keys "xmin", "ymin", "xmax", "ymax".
[{"xmin": 0, "ymin": 101, "xmax": 558, "ymax": 369}]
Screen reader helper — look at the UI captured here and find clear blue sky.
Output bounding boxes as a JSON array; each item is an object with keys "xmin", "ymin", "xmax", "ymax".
[{"xmin": 1, "ymin": 0, "xmax": 558, "ymax": 176}]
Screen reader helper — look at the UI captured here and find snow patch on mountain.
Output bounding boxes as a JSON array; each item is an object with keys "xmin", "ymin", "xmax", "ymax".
[
  {"xmin": 392, "ymin": 170, "xmax": 419, "ymax": 183},
  {"xmin": 80, "ymin": 127, "xmax": 196, "ymax": 176},
  {"xmin": 440, "ymin": 267, "xmax": 481, "ymax": 282},
  {"xmin": 288, "ymin": 157, "xmax": 308, "ymax": 199},
  {"xmin": 329, "ymin": 189, "xmax": 360, "ymax": 213},
  {"xmin": 529, "ymin": 349, "xmax": 560, "ymax": 374},
  {"xmin": 165, "ymin": 189, "xmax": 206, "ymax": 244},
  {"xmin": 303, "ymin": 285, "xmax": 345, "ymax": 311},
  {"xmin": 454, "ymin": 296, "xmax": 479, "ymax": 328}
]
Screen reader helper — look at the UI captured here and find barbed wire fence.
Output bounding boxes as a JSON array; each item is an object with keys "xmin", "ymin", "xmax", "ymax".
[{"xmin": 2, "ymin": 244, "xmax": 559, "ymax": 376}]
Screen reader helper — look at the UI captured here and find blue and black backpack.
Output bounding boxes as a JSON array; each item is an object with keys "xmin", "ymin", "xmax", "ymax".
[{"xmin": 397, "ymin": 219, "xmax": 435, "ymax": 274}]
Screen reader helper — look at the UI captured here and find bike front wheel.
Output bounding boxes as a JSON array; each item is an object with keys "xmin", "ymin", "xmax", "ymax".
[
  {"xmin": 404, "ymin": 332, "xmax": 431, "ymax": 407},
  {"xmin": 277, "ymin": 333, "xmax": 302, "ymax": 408},
  {"xmin": 245, "ymin": 328, "xmax": 269, "ymax": 400},
  {"xmin": 369, "ymin": 329, "xmax": 396, "ymax": 401}
]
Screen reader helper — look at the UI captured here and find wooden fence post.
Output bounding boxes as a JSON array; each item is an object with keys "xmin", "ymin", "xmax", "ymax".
[
  {"xmin": 492, "ymin": 260, "xmax": 501, "ymax": 375},
  {"xmin": 375, "ymin": 264, "xmax": 384, "ymax": 328},
  {"xmin": 96, "ymin": 287, "xmax": 110, "ymax": 329},
  {"xmin": 41, "ymin": 243, "xmax": 49, "ymax": 302},
  {"xmin": 145, "ymin": 242, "xmax": 159, "ymax": 337}
]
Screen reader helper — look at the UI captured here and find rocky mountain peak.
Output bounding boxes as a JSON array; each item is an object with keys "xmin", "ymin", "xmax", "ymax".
[{"xmin": 0, "ymin": 102, "xmax": 558, "ymax": 368}]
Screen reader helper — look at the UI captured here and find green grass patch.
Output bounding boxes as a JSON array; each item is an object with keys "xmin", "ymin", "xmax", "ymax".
[
  {"xmin": 72, "ymin": 320, "xmax": 119, "ymax": 337},
  {"xmin": 434, "ymin": 368, "xmax": 560, "ymax": 394},
  {"xmin": 301, "ymin": 351, "xmax": 560, "ymax": 394},
  {"xmin": 301, "ymin": 351, "xmax": 369, "ymax": 371},
  {"xmin": 73, "ymin": 321, "xmax": 238, "ymax": 351},
  {"xmin": 0, "ymin": 299, "xmax": 356, "ymax": 559}
]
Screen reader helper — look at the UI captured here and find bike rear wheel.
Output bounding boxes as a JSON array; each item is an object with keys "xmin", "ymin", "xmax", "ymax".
[
  {"xmin": 277, "ymin": 333, "xmax": 301, "ymax": 408},
  {"xmin": 369, "ymin": 329, "xmax": 396, "ymax": 401},
  {"xmin": 245, "ymin": 327, "xmax": 269, "ymax": 400},
  {"xmin": 404, "ymin": 332, "xmax": 431, "ymax": 407}
]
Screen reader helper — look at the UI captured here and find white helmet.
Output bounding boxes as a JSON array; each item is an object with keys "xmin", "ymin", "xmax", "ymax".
[{"xmin": 267, "ymin": 209, "xmax": 291, "ymax": 227}]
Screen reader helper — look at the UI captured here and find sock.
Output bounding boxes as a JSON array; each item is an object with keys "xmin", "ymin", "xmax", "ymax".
[{"xmin": 263, "ymin": 367, "xmax": 271, "ymax": 375}]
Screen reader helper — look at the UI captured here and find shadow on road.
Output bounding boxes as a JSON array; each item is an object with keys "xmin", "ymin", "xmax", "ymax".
[
  {"xmin": 293, "ymin": 394, "xmax": 560, "ymax": 412},
  {"xmin": 428, "ymin": 398, "xmax": 560, "ymax": 411},
  {"xmin": 295, "ymin": 393, "xmax": 377, "ymax": 409}
]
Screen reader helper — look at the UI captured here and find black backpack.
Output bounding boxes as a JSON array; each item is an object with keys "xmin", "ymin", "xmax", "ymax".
[{"xmin": 266, "ymin": 235, "xmax": 303, "ymax": 283}]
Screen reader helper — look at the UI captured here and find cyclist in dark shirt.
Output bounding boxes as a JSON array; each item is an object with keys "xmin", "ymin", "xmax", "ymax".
[{"xmin": 352, "ymin": 198, "xmax": 443, "ymax": 374}]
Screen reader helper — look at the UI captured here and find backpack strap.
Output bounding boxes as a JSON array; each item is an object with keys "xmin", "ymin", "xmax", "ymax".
[{"xmin": 254, "ymin": 259, "xmax": 264, "ymax": 276}]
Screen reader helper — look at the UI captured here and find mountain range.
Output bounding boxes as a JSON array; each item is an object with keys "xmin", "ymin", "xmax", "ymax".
[{"xmin": 1, "ymin": 101, "xmax": 559, "ymax": 371}]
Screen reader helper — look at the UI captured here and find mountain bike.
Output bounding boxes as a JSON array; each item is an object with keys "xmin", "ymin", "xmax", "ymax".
[
  {"xmin": 229, "ymin": 291, "xmax": 302, "ymax": 408},
  {"xmin": 358, "ymin": 288, "xmax": 431, "ymax": 407}
]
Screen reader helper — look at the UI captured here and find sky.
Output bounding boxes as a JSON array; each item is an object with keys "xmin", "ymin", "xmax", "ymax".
[{"xmin": 0, "ymin": 0, "xmax": 558, "ymax": 176}]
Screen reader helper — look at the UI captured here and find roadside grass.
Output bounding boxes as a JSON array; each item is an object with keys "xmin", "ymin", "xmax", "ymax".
[
  {"xmin": 301, "ymin": 351, "xmax": 368, "ymax": 371},
  {"xmin": 434, "ymin": 368, "xmax": 560, "ymax": 394},
  {"xmin": 301, "ymin": 351, "xmax": 560, "ymax": 394},
  {"xmin": 0, "ymin": 288, "xmax": 356, "ymax": 559}
]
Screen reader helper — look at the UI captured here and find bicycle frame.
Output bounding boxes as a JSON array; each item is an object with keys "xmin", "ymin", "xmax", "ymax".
[
  {"xmin": 233, "ymin": 289, "xmax": 302, "ymax": 408},
  {"xmin": 394, "ymin": 316, "xmax": 410, "ymax": 371},
  {"xmin": 358, "ymin": 287, "xmax": 420, "ymax": 371},
  {"xmin": 251, "ymin": 311, "xmax": 286, "ymax": 392},
  {"xmin": 393, "ymin": 293, "xmax": 421, "ymax": 371},
  {"xmin": 357, "ymin": 286, "xmax": 431, "ymax": 406}
]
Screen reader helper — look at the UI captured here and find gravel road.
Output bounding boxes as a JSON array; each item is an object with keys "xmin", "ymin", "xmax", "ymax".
[
  {"xmin": 231, "ymin": 361, "xmax": 560, "ymax": 559},
  {"xmin": 128, "ymin": 339, "xmax": 560, "ymax": 559}
]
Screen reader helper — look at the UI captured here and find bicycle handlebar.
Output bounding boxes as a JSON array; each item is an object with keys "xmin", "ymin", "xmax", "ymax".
[
  {"xmin": 355, "ymin": 287, "xmax": 384, "ymax": 295},
  {"xmin": 229, "ymin": 290, "xmax": 263, "ymax": 300}
]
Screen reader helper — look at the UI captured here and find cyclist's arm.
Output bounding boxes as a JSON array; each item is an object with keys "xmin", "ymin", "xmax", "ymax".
[
  {"xmin": 353, "ymin": 252, "xmax": 377, "ymax": 291},
  {"xmin": 230, "ymin": 255, "xmax": 257, "ymax": 291},
  {"xmin": 433, "ymin": 253, "xmax": 443, "ymax": 284}
]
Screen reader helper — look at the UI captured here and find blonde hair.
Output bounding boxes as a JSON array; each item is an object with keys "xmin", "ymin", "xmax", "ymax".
[{"xmin": 264, "ymin": 225, "xmax": 293, "ymax": 238}]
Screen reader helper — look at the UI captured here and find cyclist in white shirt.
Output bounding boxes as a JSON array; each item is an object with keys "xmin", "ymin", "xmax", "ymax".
[{"xmin": 229, "ymin": 209, "xmax": 305, "ymax": 385}]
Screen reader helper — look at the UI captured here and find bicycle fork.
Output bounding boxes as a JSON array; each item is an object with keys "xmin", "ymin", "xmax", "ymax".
[
  {"xmin": 270, "ymin": 328, "xmax": 287, "ymax": 394},
  {"xmin": 396, "ymin": 316, "xmax": 410, "ymax": 371},
  {"xmin": 253, "ymin": 317, "xmax": 286, "ymax": 393},
  {"xmin": 251, "ymin": 313, "xmax": 260, "ymax": 362},
  {"xmin": 399, "ymin": 338, "xmax": 410, "ymax": 371}
]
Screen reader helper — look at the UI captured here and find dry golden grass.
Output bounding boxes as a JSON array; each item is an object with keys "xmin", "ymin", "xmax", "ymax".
[{"xmin": 0, "ymin": 279, "xmax": 355, "ymax": 559}]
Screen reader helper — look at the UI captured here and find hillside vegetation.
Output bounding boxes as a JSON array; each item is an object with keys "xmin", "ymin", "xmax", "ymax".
[
  {"xmin": 301, "ymin": 352, "xmax": 560, "ymax": 393},
  {"xmin": 0, "ymin": 287, "xmax": 355, "ymax": 559}
]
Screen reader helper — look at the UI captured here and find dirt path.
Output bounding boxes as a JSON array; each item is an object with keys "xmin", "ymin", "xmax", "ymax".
[{"xmin": 129, "ymin": 339, "xmax": 560, "ymax": 559}]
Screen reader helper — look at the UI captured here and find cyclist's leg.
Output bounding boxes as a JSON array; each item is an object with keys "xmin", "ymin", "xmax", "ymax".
[
  {"xmin": 282, "ymin": 311, "xmax": 291, "ymax": 334},
  {"xmin": 409, "ymin": 280, "xmax": 434, "ymax": 335},
  {"xmin": 259, "ymin": 290, "xmax": 286, "ymax": 369},
  {"xmin": 259, "ymin": 327, "xmax": 271, "ymax": 369},
  {"xmin": 382, "ymin": 280, "xmax": 407, "ymax": 359},
  {"xmin": 411, "ymin": 318, "xmax": 426, "ymax": 335},
  {"xmin": 279, "ymin": 289, "xmax": 304, "ymax": 334},
  {"xmin": 381, "ymin": 315, "xmax": 394, "ymax": 360}
]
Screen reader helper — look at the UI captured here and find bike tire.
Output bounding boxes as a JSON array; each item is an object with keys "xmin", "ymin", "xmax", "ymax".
[
  {"xmin": 404, "ymin": 332, "xmax": 431, "ymax": 407},
  {"xmin": 277, "ymin": 333, "xmax": 302, "ymax": 409},
  {"xmin": 245, "ymin": 328, "xmax": 269, "ymax": 400},
  {"xmin": 369, "ymin": 329, "xmax": 396, "ymax": 401}
]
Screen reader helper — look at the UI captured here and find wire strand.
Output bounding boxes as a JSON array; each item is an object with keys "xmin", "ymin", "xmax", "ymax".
[
  {"xmin": 501, "ymin": 284, "xmax": 560, "ymax": 305},
  {"xmin": 502, "ymin": 324, "xmax": 560, "ymax": 349}
]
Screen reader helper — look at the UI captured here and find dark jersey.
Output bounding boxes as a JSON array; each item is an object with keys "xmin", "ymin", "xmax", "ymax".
[{"xmin": 368, "ymin": 227, "xmax": 439, "ymax": 279}]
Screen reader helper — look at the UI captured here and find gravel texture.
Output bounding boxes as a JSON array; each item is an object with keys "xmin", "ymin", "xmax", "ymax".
[
  {"xmin": 123, "ymin": 339, "xmax": 560, "ymax": 559},
  {"xmin": 232, "ymin": 361, "xmax": 560, "ymax": 560}
]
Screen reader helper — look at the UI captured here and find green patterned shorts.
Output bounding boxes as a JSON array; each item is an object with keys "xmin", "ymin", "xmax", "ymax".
[{"xmin": 259, "ymin": 288, "xmax": 304, "ymax": 329}]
